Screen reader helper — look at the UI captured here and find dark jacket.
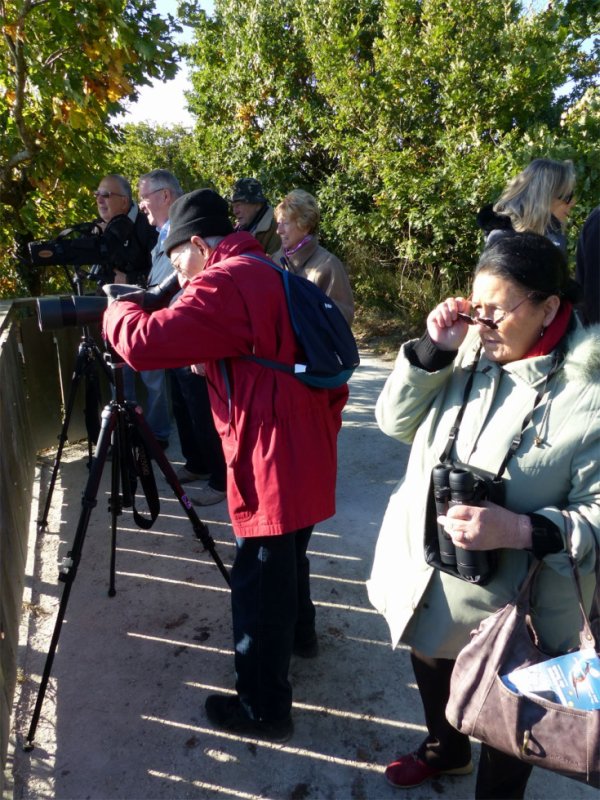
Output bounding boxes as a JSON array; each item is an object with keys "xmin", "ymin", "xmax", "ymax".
[
  {"xmin": 93, "ymin": 204, "xmax": 158, "ymax": 287},
  {"xmin": 575, "ymin": 205, "xmax": 600, "ymax": 325},
  {"xmin": 476, "ymin": 204, "xmax": 567, "ymax": 254}
]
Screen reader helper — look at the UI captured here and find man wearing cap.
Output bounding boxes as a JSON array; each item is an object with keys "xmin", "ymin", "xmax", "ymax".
[
  {"xmin": 229, "ymin": 177, "xmax": 281, "ymax": 255},
  {"xmin": 138, "ymin": 168, "xmax": 227, "ymax": 500},
  {"xmin": 103, "ymin": 188, "xmax": 348, "ymax": 742}
]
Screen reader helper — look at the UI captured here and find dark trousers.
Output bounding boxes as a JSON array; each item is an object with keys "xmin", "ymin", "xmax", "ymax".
[
  {"xmin": 169, "ymin": 367, "xmax": 226, "ymax": 491},
  {"xmin": 231, "ymin": 527, "xmax": 315, "ymax": 722},
  {"xmin": 411, "ymin": 649, "xmax": 533, "ymax": 799}
]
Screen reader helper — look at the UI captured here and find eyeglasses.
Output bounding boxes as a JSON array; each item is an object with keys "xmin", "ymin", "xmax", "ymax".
[
  {"xmin": 559, "ymin": 191, "xmax": 574, "ymax": 205},
  {"xmin": 139, "ymin": 187, "xmax": 167, "ymax": 203},
  {"xmin": 94, "ymin": 190, "xmax": 126, "ymax": 199},
  {"xmin": 170, "ymin": 247, "xmax": 186, "ymax": 270},
  {"xmin": 456, "ymin": 294, "xmax": 532, "ymax": 330}
]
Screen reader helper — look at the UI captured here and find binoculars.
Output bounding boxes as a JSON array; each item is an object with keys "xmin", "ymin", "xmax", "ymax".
[{"xmin": 432, "ymin": 464, "xmax": 494, "ymax": 584}]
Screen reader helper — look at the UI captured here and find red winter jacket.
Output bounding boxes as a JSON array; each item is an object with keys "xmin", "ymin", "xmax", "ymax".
[{"xmin": 103, "ymin": 232, "xmax": 348, "ymax": 537}]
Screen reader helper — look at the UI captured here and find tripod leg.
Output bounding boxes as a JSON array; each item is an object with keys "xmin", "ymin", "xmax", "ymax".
[
  {"xmin": 107, "ymin": 414, "xmax": 123, "ymax": 597},
  {"xmin": 106, "ymin": 401, "xmax": 136, "ymax": 596},
  {"xmin": 127, "ymin": 404, "xmax": 231, "ymax": 587},
  {"xmin": 38, "ymin": 347, "xmax": 90, "ymax": 529},
  {"xmin": 38, "ymin": 338, "xmax": 110, "ymax": 529},
  {"xmin": 24, "ymin": 402, "xmax": 118, "ymax": 751}
]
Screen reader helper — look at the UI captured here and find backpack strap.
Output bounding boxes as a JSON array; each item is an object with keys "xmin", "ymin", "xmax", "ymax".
[
  {"xmin": 239, "ymin": 251, "xmax": 305, "ymax": 356},
  {"xmin": 242, "ymin": 253, "xmax": 301, "ymax": 322}
]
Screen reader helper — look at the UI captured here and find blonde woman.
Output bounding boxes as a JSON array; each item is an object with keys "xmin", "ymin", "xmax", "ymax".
[
  {"xmin": 477, "ymin": 158, "xmax": 576, "ymax": 253},
  {"xmin": 273, "ymin": 189, "xmax": 355, "ymax": 325}
]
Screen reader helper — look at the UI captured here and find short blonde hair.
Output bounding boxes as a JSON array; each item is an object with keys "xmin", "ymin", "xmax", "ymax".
[
  {"xmin": 275, "ymin": 189, "xmax": 320, "ymax": 234},
  {"xmin": 493, "ymin": 158, "xmax": 576, "ymax": 235}
]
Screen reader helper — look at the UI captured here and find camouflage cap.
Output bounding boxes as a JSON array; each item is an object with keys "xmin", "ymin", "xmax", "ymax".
[{"xmin": 229, "ymin": 177, "xmax": 267, "ymax": 204}]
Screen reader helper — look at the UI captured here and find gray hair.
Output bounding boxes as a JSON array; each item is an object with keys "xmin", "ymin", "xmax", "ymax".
[
  {"xmin": 103, "ymin": 174, "xmax": 132, "ymax": 203},
  {"xmin": 138, "ymin": 169, "xmax": 184, "ymax": 198},
  {"xmin": 493, "ymin": 158, "xmax": 576, "ymax": 236}
]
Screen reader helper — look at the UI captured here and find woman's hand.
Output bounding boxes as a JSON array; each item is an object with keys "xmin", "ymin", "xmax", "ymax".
[
  {"xmin": 426, "ymin": 296, "xmax": 472, "ymax": 351},
  {"xmin": 437, "ymin": 501, "xmax": 533, "ymax": 551}
]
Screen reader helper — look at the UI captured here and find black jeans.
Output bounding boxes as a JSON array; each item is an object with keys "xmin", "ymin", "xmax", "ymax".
[
  {"xmin": 169, "ymin": 367, "xmax": 226, "ymax": 491},
  {"xmin": 231, "ymin": 527, "xmax": 315, "ymax": 722},
  {"xmin": 411, "ymin": 649, "xmax": 533, "ymax": 799}
]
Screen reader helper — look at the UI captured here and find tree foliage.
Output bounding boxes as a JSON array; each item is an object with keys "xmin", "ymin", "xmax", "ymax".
[
  {"xmin": 182, "ymin": 0, "xmax": 599, "ymax": 327},
  {"xmin": 110, "ymin": 122, "xmax": 212, "ymax": 193},
  {"xmin": 182, "ymin": 0, "xmax": 335, "ymax": 196},
  {"xmin": 0, "ymin": 0, "xmax": 179, "ymax": 296}
]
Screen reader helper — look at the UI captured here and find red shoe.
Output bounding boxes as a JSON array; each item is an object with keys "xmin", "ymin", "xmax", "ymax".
[{"xmin": 385, "ymin": 752, "xmax": 473, "ymax": 789}]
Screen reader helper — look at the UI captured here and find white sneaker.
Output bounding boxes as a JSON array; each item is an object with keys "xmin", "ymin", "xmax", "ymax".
[{"xmin": 191, "ymin": 485, "xmax": 226, "ymax": 506}]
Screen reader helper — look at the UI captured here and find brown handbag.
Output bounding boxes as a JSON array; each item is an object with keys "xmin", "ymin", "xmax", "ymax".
[{"xmin": 445, "ymin": 516, "xmax": 600, "ymax": 788}]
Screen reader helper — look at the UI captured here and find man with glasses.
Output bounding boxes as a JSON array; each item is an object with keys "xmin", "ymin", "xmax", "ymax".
[
  {"xmin": 122, "ymin": 169, "xmax": 187, "ymax": 450},
  {"xmin": 94, "ymin": 173, "xmax": 163, "ymax": 441},
  {"xmin": 136, "ymin": 169, "xmax": 227, "ymax": 485},
  {"xmin": 94, "ymin": 173, "xmax": 157, "ymax": 286},
  {"xmin": 103, "ymin": 188, "xmax": 348, "ymax": 740}
]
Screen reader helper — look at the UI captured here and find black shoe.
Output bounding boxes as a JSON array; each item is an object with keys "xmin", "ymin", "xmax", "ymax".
[
  {"xmin": 205, "ymin": 694, "xmax": 293, "ymax": 742},
  {"xmin": 293, "ymin": 633, "xmax": 319, "ymax": 659}
]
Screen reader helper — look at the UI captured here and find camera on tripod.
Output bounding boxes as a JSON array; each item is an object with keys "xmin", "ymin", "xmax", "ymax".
[
  {"xmin": 425, "ymin": 462, "xmax": 505, "ymax": 585},
  {"xmin": 28, "ymin": 215, "xmax": 145, "ymax": 287}
]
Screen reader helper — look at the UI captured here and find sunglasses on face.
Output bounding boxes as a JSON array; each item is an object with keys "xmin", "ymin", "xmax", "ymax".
[
  {"xmin": 456, "ymin": 294, "xmax": 532, "ymax": 331},
  {"xmin": 559, "ymin": 191, "xmax": 574, "ymax": 204},
  {"xmin": 94, "ymin": 190, "xmax": 126, "ymax": 199}
]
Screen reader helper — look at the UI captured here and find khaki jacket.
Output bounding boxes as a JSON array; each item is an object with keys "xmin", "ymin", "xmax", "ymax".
[
  {"xmin": 367, "ymin": 321, "xmax": 600, "ymax": 657},
  {"xmin": 251, "ymin": 205, "xmax": 281, "ymax": 255},
  {"xmin": 272, "ymin": 237, "xmax": 355, "ymax": 325}
]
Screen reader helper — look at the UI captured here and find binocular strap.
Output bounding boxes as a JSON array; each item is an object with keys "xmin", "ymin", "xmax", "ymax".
[{"xmin": 439, "ymin": 347, "xmax": 563, "ymax": 480}]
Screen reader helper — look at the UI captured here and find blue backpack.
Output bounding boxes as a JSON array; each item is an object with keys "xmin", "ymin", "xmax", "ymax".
[{"xmin": 244, "ymin": 253, "xmax": 359, "ymax": 388}]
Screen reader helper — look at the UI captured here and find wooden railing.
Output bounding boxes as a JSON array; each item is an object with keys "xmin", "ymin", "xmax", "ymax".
[{"xmin": 0, "ymin": 298, "xmax": 100, "ymax": 785}]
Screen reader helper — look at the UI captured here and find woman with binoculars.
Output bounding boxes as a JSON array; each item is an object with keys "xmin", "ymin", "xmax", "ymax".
[{"xmin": 367, "ymin": 231, "xmax": 600, "ymax": 798}]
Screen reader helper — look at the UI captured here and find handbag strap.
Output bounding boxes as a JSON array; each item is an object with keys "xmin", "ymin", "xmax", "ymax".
[
  {"xmin": 560, "ymin": 510, "xmax": 598, "ymax": 651},
  {"xmin": 514, "ymin": 513, "xmax": 598, "ymax": 653}
]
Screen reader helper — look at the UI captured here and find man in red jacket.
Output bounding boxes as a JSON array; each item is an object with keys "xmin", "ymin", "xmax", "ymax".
[{"xmin": 103, "ymin": 188, "xmax": 348, "ymax": 741}]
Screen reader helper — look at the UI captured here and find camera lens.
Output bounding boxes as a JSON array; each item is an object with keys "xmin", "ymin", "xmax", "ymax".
[{"xmin": 36, "ymin": 296, "xmax": 108, "ymax": 331}]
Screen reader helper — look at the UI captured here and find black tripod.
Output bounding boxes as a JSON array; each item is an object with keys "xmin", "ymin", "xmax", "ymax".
[
  {"xmin": 24, "ymin": 348, "xmax": 231, "ymax": 751},
  {"xmin": 38, "ymin": 267, "xmax": 111, "ymax": 530}
]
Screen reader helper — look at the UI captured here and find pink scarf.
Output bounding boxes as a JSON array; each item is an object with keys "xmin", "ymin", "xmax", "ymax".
[{"xmin": 284, "ymin": 234, "xmax": 313, "ymax": 257}]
